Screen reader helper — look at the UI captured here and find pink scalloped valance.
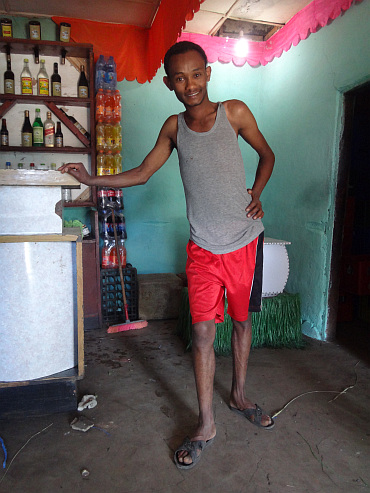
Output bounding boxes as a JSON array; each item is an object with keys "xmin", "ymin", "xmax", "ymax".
[{"xmin": 179, "ymin": 0, "xmax": 361, "ymax": 67}]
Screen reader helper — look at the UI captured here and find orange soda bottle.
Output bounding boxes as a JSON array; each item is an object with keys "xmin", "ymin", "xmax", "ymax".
[
  {"xmin": 104, "ymin": 89, "xmax": 113, "ymax": 123},
  {"xmin": 113, "ymin": 90, "xmax": 121, "ymax": 123},
  {"xmin": 95, "ymin": 88, "xmax": 105, "ymax": 121}
]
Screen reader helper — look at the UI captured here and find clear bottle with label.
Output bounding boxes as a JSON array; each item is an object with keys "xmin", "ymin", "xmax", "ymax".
[
  {"xmin": 21, "ymin": 58, "xmax": 33, "ymax": 95},
  {"xmin": 32, "ymin": 108, "xmax": 43, "ymax": 147},
  {"xmin": 4, "ymin": 55, "xmax": 14, "ymax": 94},
  {"xmin": 22, "ymin": 110, "xmax": 33, "ymax": 147},
  {"xmin": 37, "ymin": 60, "xmax": 49, "ymax": 96},
  {"xmin": 44, "ymin": 111, "xmax": 55, "ymax": 147},
  {"xmin": 51, "ymin": 62, "xmax": 61, "ymax": 96},
  {"xmin": 1, "ymin": 118, "xmax": 9, "ymax": 146},
  {"xmin": 78, "ymin": 65, "xmax": 89, "ymax": 98}
]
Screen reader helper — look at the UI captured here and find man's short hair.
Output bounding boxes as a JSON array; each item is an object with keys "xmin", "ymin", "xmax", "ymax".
[{"xmin": 164, "ymin": 41, "xmax": 208, "ymax": 77}]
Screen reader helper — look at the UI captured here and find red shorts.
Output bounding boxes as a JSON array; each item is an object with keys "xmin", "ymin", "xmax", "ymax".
[{"xmin": 186, "ymin": 233, "xmax": 264, "ymax": 324}]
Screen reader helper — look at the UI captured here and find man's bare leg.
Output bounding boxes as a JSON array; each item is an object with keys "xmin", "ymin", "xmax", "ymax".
[
  {"xmin": 176, "ymin": 319, "xmax": 217, "ymax": 465},
  {"xmin": 229, "ymin": 313, "xmax": 272, "ymax": 427}
]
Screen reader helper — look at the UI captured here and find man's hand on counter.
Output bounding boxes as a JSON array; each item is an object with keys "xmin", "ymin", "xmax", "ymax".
[{"xmin": 58, "ymin": 162, "xmax": 93, "ymax": 186}]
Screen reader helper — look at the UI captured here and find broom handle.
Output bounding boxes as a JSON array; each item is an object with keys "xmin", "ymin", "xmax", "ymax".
[{"xmin": 111, "ymin": 211, "xmax": 130, "ymax": 321}]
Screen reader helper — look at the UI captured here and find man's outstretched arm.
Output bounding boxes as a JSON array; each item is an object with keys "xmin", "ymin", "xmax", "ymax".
[{"xmin": 59, "ymin": 115, "xmax": 177, "ymax": 188}]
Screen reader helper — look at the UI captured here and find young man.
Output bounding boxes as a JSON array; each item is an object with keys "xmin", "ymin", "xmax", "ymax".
[{"xmin": 59, "ymin": 41, "xmax": 275, "ymax": 469}]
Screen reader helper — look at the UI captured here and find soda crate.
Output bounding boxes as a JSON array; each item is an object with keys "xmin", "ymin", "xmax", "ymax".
[{"xmin": 100, "ymin": 266, "xmax": 139, "ymax": 327}]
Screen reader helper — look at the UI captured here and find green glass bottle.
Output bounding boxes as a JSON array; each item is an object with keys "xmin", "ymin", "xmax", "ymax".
[{"xmin": 32, "ymin": 108, "xmax": 43, "ymax": 147}]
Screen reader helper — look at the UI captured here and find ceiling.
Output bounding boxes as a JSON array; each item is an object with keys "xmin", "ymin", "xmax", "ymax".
[{"xmin": 0, "ymin": 0, "xmax": 313, "ymax": 41}]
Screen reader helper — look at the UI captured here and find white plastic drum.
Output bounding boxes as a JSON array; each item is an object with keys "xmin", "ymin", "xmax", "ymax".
[{"xmin": 262, "ymin": 238, "xmax": 291, "ymax": 297}]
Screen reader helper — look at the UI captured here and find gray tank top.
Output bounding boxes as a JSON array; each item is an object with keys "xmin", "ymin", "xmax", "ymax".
[{"xmin": 177, "ymin": 102, "xmax": 264, "ymax": 254}]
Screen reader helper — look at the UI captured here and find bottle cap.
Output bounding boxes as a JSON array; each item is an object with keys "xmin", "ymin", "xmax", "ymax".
[
  {"xmin": 24, "ymin": 58, "xmax": 29, "ymax": 62},
  {"xmin": 41, "ymin": 59, "xmax": 45, "ymax": 63}
]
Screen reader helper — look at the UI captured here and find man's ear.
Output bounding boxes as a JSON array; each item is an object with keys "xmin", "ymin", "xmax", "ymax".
[
  {"xmin": 163, "ymin": 76, "xmax": 173, "ymax": 91},
  {"xmin": 206, "ymin": 66, "xmax": 211, "ymax": 82}
]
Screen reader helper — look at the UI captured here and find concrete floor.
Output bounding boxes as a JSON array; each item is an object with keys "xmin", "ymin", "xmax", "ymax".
[{"xmin": 0, "ymin": 319, "xmax": 369, "ymax": 493}]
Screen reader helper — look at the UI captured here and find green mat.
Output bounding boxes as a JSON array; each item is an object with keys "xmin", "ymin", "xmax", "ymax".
[{"xmin": 176, "ymin": 288, "xmax": 304, "ymax": 355}]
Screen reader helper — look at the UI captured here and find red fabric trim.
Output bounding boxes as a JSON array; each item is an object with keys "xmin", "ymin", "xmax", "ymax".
[
  {"xmin": 53, "ymin": 0, "xmax": 204, "ymax": 83},
  {"xmin": 179, "ymin": 0, "xmax": 360, "ymax": 67}
]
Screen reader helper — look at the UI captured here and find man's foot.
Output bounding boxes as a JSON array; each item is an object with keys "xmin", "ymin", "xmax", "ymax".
[
  {"xmin": 229, "ymin": 398, "xmax": 274, "ymax": 429},
  {"xmin": 174, "ymin": 435, "xmax": 216, "ymax": 469}
]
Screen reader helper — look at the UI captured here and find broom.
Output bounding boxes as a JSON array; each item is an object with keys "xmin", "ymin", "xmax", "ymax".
[{"xmin": 107, "ymin": 210, "xmax": 148, "ymax": 333}]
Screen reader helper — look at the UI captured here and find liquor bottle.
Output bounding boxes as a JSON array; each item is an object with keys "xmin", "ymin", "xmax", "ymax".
[
  {"xmin": 44, "ymin": 111, "xmax": 55, "ymax": 147},
  {"xmin": 1, "ymin": 118, "xmax": 9, "ymax": 146},
  {"xmin": 21, "ymin": 110, "xmax": 33, "ymax": 147},
  {"xmin": 32, "ymin": 108, "xmax": 43, "ymax": 147},
  {"xmin": 21, "ymin": 58, "xmax": 33, "ymax": 95},
  {"xmin": 4, "ymin": 55, "xmax": 14, "ymax": 94},
  {"xmin": 55, "ymin": 121, "xmax": 63, "ymax": 147},
  {"xmin": 37, "ymin": 60, "xmax": 49, "ymax": 96},
  {"xmin": 78, "ymin": 65, "xmax": 89, "ymax": 98},
  {"xmin": 59, "ymin": 108, "xmax": 90, "ymax": 140},
  {"xmin": 51, "ymin": 62, "xmax": 61, "ymax": 97}
]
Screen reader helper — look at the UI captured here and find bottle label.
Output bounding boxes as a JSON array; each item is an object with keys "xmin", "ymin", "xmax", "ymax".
[
  {"xmin": 96, "ymin": 136, "xmax": 105, "ymax": 148},
  {"xmin": 79, "ymin": 86, "xmax": 88, "ymax": 98},
  {"xmin": 38, "ymin": 78, "xmax": 49, "ymax": 95},
  {"xmin": 22, "ymin": 132, "xmax": 32, "ymax": 147},
  {"xmin": 97, "ymin": 167, "xmax": 114, "ymax": 176},
  {"xmin": 33, "ymin": 127, "xmax": 43, "ymax": 144},
  {"xmin": 98, "ymin": 190, "xmax": 108, "ymax": 198},
  {"xmin": 96, "ymin": 103, "xmax": 104, "ymax": 117},
  {"xmin": 4, "ymin": 79, "xmax": 14, "ymax": 94},
  {"xmin": 2, "ymin": 26, "xmax": 12, "ymax": 37},
  {"xmin": 21, "ymin": 77, "xmax": 33, "ymax": 94},
  {"xmin": 1, "ymin": 134, "xmax": 8, "ymax": 146},
  {"xmin": 55, "ymin": 136, "xmax": 63, "ymax": 147},
  {"xmin": 52, "ymin": 82, "xmax": 61, "ymax": 97},
  {"xmin": 44, "ymin": 127, "xmax": 55, "ymax": 147}
]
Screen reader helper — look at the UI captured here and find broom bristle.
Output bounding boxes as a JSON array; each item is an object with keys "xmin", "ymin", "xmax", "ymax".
[{"xmin": 107, "ymin": 320, "xmax": 148, "ymax": 333}]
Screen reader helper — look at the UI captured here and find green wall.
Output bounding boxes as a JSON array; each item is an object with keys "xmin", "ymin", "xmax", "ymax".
[{"xmin": 120, "ymin": 1, "xmax": 370, "ymax": 340}]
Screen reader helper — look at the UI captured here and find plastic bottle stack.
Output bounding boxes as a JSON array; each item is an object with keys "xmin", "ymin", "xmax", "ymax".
[{"xmin": 95, "ymin": 54, "xmax": 126, "ymax": 269}]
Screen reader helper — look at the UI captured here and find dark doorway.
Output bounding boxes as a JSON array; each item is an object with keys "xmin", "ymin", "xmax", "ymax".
[{"xmin": 327, "ymin": 83, "xmax": 370, "ymax": 363}]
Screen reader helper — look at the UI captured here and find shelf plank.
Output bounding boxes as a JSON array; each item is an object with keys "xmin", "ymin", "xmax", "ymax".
[
  {"xmin": 0, "ymin": 145, "xmax": 90, "ymax": 153},
  {"xmin": 0, "ymin": 169, "xmax": 81, "ymax": 187},
  {"xmin": 0, "ymin": 93, "xmax": 91, "ymax": 107},
  {"xmin": 0, "ymin": 98, "xmax": 16, "ymax": 118},
  {"xmin": 0, "ymin": 37, "xmax": 93, "ymax": 58}
]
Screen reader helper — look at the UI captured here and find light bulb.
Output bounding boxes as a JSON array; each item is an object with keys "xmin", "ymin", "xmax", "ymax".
[{"xmin": 234, "ymin": 37, "xmax": 249, "ymax": 58}]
